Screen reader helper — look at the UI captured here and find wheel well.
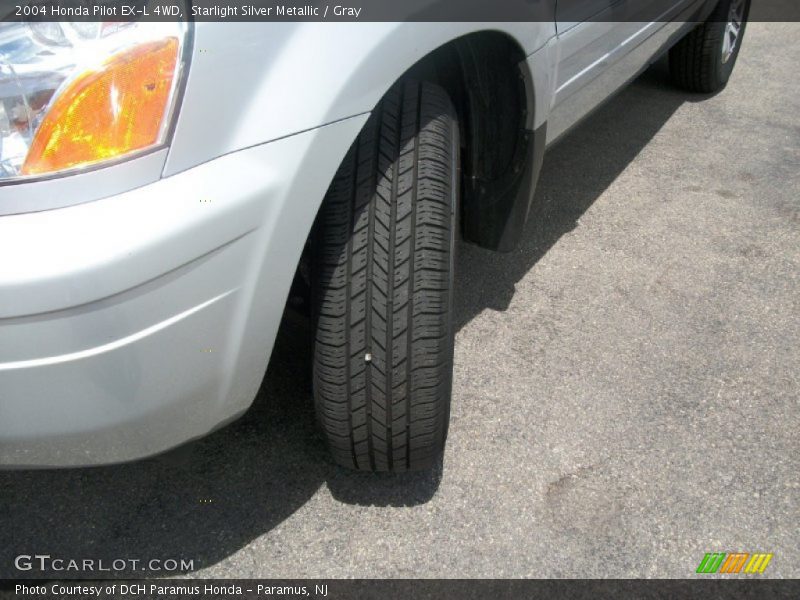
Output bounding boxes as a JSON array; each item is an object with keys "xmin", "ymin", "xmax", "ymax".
[
  {"xmin": 291, "ymin": 32, "xmax": 542, "ymax": 313},
  {"xmin": 405, "ymin": 31, "xmax": 541, "ymax": 251}
]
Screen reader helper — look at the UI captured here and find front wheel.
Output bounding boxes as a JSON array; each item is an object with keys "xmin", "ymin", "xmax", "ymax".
[
  {"xmin": 312, "ymin": 80, "xmax": 459, "ymax": 472},
  {"xmin": 669, "ymin": 0, "xmax": 751, "ymax": 93}
]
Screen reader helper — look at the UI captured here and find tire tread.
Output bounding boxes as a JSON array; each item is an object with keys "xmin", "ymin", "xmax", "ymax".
[{"xmin": 313, "ymin": 80, "xmax": 457, "ymax": 472}]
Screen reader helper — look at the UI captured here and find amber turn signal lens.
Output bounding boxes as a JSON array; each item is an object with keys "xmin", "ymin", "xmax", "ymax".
[{"xmin": 22, "ymin": 38, "xmax": 179, "ymax": 176}]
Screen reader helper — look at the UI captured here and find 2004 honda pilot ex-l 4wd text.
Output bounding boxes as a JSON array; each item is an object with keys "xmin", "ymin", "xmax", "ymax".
[{"xmin": 0, "ymin": 0, "xmax": 750, "ymax": 469}]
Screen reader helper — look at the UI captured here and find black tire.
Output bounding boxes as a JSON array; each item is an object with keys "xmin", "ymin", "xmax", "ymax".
[
  {"xmin": 669, "ymin": 0, "xmax": 751, "ymax": 93},
  {"xmin": 312, "ymin": 80, "xmax": 459, "ymax": 472}
]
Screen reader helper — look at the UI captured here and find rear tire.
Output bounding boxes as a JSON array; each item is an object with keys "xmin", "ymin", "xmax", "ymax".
[
  {"xmin": 669, "ymin": 0, "xmax": 750, "ymax": 93},
  {"xmin": 312, "ymin": 80, "xmax": 459, "ymax": 472}
]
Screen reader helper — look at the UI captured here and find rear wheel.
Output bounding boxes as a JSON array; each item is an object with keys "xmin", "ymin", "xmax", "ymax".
[
  {"xmin": 669, "ymin": 0, "xmax": 751, "ymax": 93},
  {"xmin": 312, "ymin": 80, "xmax": 459, "ymax": 472}
]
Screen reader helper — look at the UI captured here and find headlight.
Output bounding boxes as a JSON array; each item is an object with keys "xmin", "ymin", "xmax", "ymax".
[{"xmin": 0, "ymin": 21, "xmax": 188, "ymax": 181}]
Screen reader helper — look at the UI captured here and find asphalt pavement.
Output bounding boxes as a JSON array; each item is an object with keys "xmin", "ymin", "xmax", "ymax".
[{"xmin": 1, "ymin": 22, "xmax": 797, "ymax": 579}]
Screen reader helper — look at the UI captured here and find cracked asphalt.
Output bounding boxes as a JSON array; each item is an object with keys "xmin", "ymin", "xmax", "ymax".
[{"xmin": 1, "ymin": 22, "xmax": 797, "ymax": 579}]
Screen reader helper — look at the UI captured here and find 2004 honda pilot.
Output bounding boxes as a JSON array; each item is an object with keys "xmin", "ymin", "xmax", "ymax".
[{"xmin": 0, "ymin": 0, "xmax": 750, "ymax": 469}]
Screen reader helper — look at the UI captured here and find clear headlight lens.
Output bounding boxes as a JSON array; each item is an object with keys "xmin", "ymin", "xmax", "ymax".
[{"xmin": 0, "ymin": 21, "xmax": 187, "ymax": 180}]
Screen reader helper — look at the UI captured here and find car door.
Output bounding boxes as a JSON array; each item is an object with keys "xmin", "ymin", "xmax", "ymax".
[
  {"xmin": 548, "ymin": 0, "xmax": 688, "ymax": 143},
  {"xmin": 552, "ymin": 0, "xmax": 626, "ymax": 108}
]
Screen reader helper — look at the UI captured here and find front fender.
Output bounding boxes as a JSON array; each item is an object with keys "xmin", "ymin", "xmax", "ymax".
[{"xmin": 163, "ymin": 21, "xmax": 556, "ymax": 176}]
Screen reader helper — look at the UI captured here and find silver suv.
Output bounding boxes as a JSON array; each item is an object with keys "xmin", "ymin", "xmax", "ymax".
[{"xmin": 0, "ymin": 0, "xmax": 750, "ymax": 469}]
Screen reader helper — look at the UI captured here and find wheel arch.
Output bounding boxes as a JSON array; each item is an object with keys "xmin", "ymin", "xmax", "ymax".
[
  {"xmin": 401, "ymin": 31, "xmax": 548, "ymax": 251},
  {"xmin": 287, "ymin": 28, "xmax": 554, "ymax": 313},
  {"xmin": 317, "ymin": 28, "xmax": 550, "ymax": 253}
]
